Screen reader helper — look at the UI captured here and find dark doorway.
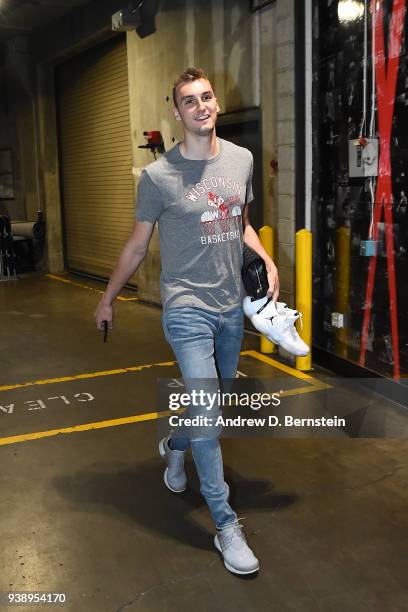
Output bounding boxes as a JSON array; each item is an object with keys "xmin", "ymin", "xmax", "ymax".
[{"xmin": 216, "ymin": 108, "xmax": 263, "ymax": 230}]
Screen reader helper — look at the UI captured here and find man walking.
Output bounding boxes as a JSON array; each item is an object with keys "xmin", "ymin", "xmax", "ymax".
[{"xmin": 95, "ymin": 67, "xmax": 279, "ymax": 575}]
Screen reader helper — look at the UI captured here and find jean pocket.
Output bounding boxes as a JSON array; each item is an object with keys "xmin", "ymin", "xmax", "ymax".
[{"xmin": 162, "ymin": 309, "xmax": 189, "ymax": 342}]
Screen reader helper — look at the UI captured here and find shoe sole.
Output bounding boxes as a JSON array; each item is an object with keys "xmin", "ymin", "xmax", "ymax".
[
  {"xmin": 214, "ymin": 536, "xmax": 259, "ymax": 575},
  {"xmin": 158, "ymin": 439, "xmax": 187, "ymax": 494}
]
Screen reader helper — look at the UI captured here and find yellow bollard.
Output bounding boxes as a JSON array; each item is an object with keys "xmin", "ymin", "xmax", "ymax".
[
  {"xmin": 334, "ymin": 227, "xmax": 351, "ymax": 359},
  {"xmin": 296, "ymin": 229, "xmax": 312, "ymax": 371},
  {"xmin": 259, "ymin": 226, "xmax": 275, "ymax": 353}
]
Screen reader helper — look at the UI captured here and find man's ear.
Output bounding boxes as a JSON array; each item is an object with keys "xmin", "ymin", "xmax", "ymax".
[{"xmin": 173, "ymin": 105, "xmax": 181, "ymax": 121}]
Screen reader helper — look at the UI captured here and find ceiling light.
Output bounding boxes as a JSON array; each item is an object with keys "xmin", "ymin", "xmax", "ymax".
[{"xmin": 338, "ymin": 0, "xmax": 365, "ymax": 23}]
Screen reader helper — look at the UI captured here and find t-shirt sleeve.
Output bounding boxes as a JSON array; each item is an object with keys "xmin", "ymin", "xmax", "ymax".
[
  {"xmin": 246, "ymin": 154, "xmax": 254, "ymax": 204},
  {"xmin": 135, "ymin": 169, "xmax": 164, "ymax": 223}
]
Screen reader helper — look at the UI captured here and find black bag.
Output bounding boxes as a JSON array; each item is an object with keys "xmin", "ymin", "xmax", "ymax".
[{"xmin": 241, "ymin": 243, "xmax": 268, "ymax": 299}]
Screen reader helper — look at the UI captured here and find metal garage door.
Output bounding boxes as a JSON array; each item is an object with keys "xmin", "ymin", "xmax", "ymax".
[{"xmin": 56, "ymin": 35, "xmax": 134, "ymax": 280}]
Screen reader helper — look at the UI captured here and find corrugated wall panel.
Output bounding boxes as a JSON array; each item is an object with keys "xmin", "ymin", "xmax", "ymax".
[{"xmin": 57, "ymin": 35, "xmax": 135, "ymax": 280}]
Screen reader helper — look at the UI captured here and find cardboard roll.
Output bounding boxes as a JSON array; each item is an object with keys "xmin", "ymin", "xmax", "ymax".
[{"xmin": 11, "ymin": 222, "xmax": 45, "ymax": 240}]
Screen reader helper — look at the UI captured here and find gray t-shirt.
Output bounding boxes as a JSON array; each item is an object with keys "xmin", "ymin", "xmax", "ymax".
[{"xmin": 135, "ymin": 138, "xmax": 253, "ymax": 312}]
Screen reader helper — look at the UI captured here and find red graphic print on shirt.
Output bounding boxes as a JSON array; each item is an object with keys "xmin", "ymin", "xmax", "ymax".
[
  {"xmin": 184, "ymin": 175, "xmax": 243, "ymax": 245},
  {"xmin": 200, "ymin": 193, "xmax": 242, "ymax": 242}
]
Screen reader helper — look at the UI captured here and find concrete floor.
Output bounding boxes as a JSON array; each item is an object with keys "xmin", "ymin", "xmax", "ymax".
[{"xmin": 1, "ymin": 272, "xmax": 408, "ymax": 612}]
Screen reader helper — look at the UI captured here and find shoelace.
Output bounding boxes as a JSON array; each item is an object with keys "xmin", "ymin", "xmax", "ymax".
[
  {"xmin": 279, "ymin": 303, "xmax": 298, "ymax": 318},
  {"xmin": 254, "ymin": 299, "xmax": 304, "ymax": 334},
  {"xmin": 279, "ymin": 303, "xmax": 302, "ymax": 326},
  {"xmin": 219, "ymin": 518, "xmax": 248, "ymax": 550},
  {"xmin": 289, "ymin": 311, "xmax": 303, "ymax": 330}
]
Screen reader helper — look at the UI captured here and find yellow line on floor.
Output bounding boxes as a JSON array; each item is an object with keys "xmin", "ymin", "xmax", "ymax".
[
  {"xmin": 118, "ymin": 297, "xmax": 140, "ymax": 301},
  {"xmin": 242, "ymin": 350, "xmax": 331, "ymax": 392},
  {"xmin": 0, "ymin": 351, "xmax": 331, "ymax": 446},
  {"xmin": 1, "ymin": 352, "xmax": 330, "ymax": 394},
  {"xmin": 0, "ymin": 360, "xmax": 177, "ymax": 392},
  {"xmin": 242, "ymin": 350, "xmax": 313, "ymax": 380},
  {"xmin": 0, "ymin": 411, "xmax": 165, "ymax": 447},
  {"xmin": 46, "ymin": 274, "xmax": 138, "ymax": 302}
]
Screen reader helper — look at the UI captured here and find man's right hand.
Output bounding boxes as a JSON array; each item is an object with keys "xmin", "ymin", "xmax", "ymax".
[
  {"xmin": 93, "ymin": 220, "xmax": 154, "ymax": 333},
  {"xmin": 95, "ymin": 297, "xmax": 114, "ymax": 331}
]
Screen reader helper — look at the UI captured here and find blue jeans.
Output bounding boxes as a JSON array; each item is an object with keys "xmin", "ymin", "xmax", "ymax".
[{"xmin": 162, "ymin": 306, "xmax": 244, "ymax": 529}]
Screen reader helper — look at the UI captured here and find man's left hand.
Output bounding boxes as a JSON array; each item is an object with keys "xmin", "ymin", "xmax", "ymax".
[{"xmin": 266, "ymin": 264, "xmax": 280, "ymax": 302}]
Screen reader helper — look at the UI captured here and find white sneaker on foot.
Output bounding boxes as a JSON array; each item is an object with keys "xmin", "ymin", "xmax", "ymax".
[
  {"xmin": 243, "ymin": 296, "xmax": 310, "ymax": 357},
  {"xmin": 159, "ymin": 436, "xmax": 187, "ymax": 493},
  {"xmin": 214, "ymin": 521, "xmax": 259, "ymax": 575}
]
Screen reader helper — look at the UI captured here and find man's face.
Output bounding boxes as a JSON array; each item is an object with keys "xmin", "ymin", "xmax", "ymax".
[{"xmin": 173, "ymin": 78, "xmax": 220, "ymax": 136}]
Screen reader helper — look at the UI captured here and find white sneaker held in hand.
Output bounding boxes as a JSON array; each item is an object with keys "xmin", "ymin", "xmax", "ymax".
[{"xmin": 243, "ymin": 296, "xmax": 310, "ymax": 357}]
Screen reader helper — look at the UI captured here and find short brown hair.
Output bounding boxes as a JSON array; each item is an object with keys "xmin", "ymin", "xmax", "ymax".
[{"xmin": 172, "ymin": 67, "xmax": 211, "ymax": 107}]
